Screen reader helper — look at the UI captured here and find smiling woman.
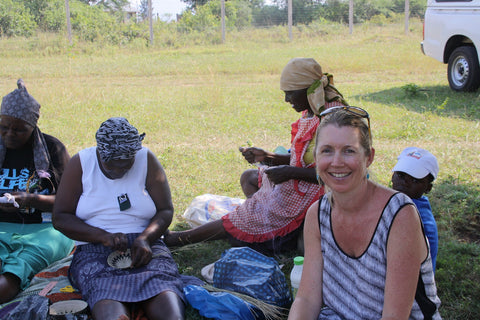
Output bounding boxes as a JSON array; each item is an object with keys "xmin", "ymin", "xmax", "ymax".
[{"xmin": 287, "ymin": 108, "xmax": 442, "ymax": 320}]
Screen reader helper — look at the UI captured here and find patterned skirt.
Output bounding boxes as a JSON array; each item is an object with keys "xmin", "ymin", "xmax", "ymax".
[{"xmin": 68, "ymin": 233, "xmax": 185, "ymax": 308}]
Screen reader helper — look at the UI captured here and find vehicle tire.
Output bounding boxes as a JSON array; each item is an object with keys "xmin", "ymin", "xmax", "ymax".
[{"xmin": 447, "ymin": 46, "xmax": 480, "ymax": 92}]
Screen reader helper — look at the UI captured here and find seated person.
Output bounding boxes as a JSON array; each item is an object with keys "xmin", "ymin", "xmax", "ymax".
[
  {"xmin": 288, "ymin": 107, "xmax": 441, "ymax": 320},
  {"xmin": 392, "ymin": 147, "xmax": 439, "ymax": 271},
  {"xmin": 53, "ymin": 117, "xmax": 185, "ymax": 320},
  {"xmin": 0, "ymin": 79, "xmax": 74, "ymax": 303},
  {"xmin": 164, "ymin": 58, "xmax": 348, "ymax": 255}
]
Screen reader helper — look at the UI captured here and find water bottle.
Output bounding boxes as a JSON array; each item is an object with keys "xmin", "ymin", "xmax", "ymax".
[{"xmin": 290, "ymin": 256, "xmax": 304, "ymax": 298}]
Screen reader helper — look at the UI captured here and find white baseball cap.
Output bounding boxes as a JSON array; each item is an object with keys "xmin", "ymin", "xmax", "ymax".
[{"xmin": 392, "ymin": 147, "xmax": 439, "ymax": 180}]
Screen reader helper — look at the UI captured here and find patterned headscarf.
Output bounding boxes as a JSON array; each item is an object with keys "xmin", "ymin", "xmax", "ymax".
[
  {"xmin": 0, "ymin": 79, "xmax": 51, "ymax": 171},
  {"xmin": 96, "ymin": 117, "xmax": 145, "ymax": 162},
  {"xmin": 280, "ymin": 58, "xmax": 347, "ymax": 115}
]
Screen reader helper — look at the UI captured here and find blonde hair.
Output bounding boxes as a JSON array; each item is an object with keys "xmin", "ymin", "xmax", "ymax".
[{"xmin": 315, "ymin": 108, "xmax": 372, "ymax": 157}]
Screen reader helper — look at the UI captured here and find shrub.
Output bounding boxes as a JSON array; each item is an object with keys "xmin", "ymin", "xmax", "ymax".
[
  {"xmin": 41, "ymin": 0, "xmax": 66, "ymax": 32},
  {"xmin": 0, "ymin": 0, "xmax": 37, "ymax": 37}
]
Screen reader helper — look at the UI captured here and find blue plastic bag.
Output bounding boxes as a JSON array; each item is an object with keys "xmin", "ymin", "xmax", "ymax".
[
  {"xmin": 213, "ymin": 247, "xmax": 292, "ymax": 307},
  {"xmin": 184, "ymin": 285, "xmax": 255, "ymax": 320}
]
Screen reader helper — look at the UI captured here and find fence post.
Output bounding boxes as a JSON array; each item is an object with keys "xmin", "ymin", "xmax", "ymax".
[
  {"xmin": 349, "ymin": 0, "xmax": 353, "ymax": 34},
  {"xmin": 288, "ymin": 0, "xmax": 293, "ymax": 40},
  {"xmin": 221, "ymin": 0, "xmax": 226, "ymax": 43},
  {"xmin": 148, "ymin": 0, "xmax": 153, "ymax": 45},
  {"xmin": 65, "ymin": 0, "xmax": 72, "ymax": 45},
  {"xmin": 404, "ymin": 0, "xmax": 410, "ymax": 35}
]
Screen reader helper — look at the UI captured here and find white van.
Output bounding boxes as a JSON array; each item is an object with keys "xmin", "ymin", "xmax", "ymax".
[{"xmin": 421, "ymin": 0, "xmax": 480, "ymax": 92}]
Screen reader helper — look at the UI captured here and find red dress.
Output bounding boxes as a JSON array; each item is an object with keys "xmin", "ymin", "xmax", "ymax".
[{"xmin": 222, "ymin": 111, "xmax": 324, "ymax": 243}]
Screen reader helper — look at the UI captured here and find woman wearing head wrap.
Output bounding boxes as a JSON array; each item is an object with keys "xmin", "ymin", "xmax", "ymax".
[
  {"xmin": 0, "ymin": 80, "xmax": 74, "ymax": 303},
  {"xmin": 164, "ymin": 58, "xmax": 348, "ymax": 255},
  {"xmin": 53, "ymin": 117, "xmax": 187, "ymax": 320}
]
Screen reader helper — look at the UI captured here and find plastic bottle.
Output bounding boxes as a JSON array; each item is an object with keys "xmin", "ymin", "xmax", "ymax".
[{"xmin": 290, "ymin": 256, "xmax": 304, "ymax": 298}]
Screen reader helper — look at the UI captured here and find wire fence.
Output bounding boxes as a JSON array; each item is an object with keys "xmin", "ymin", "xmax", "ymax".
[
  {"xmin": 157, "ymin": 0, "xmax": 415, "ymax": 43},
  {"xmin": 60, "ymin": 0, "xmax": 419, "ymax": 45}
]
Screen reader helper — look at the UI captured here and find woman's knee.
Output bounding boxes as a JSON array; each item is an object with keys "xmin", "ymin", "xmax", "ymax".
[
  {"xmin": 143, "ymin": 290, "xmax": 184, "ymax": 320},
  {"xmin": 0, "ymin": 273, "xmax": 21, "ymax": 303},
  {"xmin": 240, "ymin": 169, "xmax": 259, "ymax": 185},
  {"xmin": 240, "ymin": 169, "xmax": 259, "ymax": 197},
  {"xmin": 92, "ymin": 299, "xmax": 129, "ymax": 320}
]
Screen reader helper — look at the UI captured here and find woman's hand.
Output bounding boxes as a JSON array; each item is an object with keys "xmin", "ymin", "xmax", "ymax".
[
  {"xmin": 4, "ymin": 191, "xmax": 55, "ymax": 212},
  {"xmin": 239, "ymin": 147, "xmax": 269, "ymax": 164},
  {"xmin": 130, "ymin": 237, "xmax": 152, "ymax": 268},
  {"xmin": 101, "ymin": 232, "xmax": 128, "ymax": 252},
  {"xmin": 9, "ymin": 191, "xmax": 29, "ymax": 209},
  {"xmin": 264, "ymin": 165, "xmax": 293, "ymax": 184}
]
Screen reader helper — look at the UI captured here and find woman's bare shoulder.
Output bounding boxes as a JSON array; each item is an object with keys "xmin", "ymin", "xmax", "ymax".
[{"xmin": 372, "ymin": 182, "xmax": 397, "ymax": 198}]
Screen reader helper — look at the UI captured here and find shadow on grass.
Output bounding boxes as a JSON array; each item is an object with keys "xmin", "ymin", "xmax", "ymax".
[
  {"xmin": 429, "ymin": 176, "xmax": 480, "ymax": 319},
  {"xmin": 436, "ymin": 240, "xmax": 480, "ymax": 320},
  {"xmin": 430, "ymin": 176, "xmax": 480, "ymax": 243},
  {"xmin": 355, "ymin": 85, "xmax": 480, "ymax": 120}
]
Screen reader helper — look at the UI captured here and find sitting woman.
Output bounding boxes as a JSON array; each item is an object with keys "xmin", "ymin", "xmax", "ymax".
[
  {"xmin": 288, "ymin": 106, "xmax": 441, "ymax": 320},
  {"xmin": 165, "ymin": 58, "xmax": 348, "ymax": 255},
  {"xmin": 0, "ymin": 80, "xmax": 74, "ymax": 303},
  {"xmin": 53, "ymin": 117, "xmax": 185, "ymax": 320}
]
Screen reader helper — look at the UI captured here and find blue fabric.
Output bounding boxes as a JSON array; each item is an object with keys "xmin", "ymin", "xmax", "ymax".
[
  {"xmin": 213, "ymin": 247, "xmax": 291, "ymax": 307},
  {"xmin": 2, "ymin": 295, "xmax": 49, "ymax": 320},
  {"xmin": 0, "ymin": 222, "xmax": 74, "ymax": 289},
  {"xmin": 184, "ymin": 285, "xmax": 255, "ymax": 320},
  {"xmin": 413, "ymin": 196, "xmax": 438, "ymax": 271}
]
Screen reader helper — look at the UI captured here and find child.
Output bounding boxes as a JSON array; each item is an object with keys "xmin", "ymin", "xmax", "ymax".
[{"xmin": 392, "ymin": 147, "xmax": 439, "ymax": 271}]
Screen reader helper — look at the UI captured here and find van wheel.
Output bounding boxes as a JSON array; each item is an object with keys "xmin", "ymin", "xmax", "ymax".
[{"xmin": 447, "ymin": 46, "xmax": 480, "ymax": 92}]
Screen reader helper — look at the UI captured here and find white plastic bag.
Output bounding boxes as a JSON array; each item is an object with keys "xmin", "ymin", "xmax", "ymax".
[{"xmin": 183, "ymin": 194, "xmax": 245, "ymax": 227}]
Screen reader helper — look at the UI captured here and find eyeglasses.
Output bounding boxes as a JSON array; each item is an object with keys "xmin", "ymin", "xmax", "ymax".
[{"xmin": 319, "ymin": 106, "xmax": 371, "ymax": 138}]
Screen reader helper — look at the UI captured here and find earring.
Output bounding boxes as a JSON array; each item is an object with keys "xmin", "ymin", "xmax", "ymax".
[{"xmin": 316, "ymin": 173, "xmax": 324, "ymax": 185}]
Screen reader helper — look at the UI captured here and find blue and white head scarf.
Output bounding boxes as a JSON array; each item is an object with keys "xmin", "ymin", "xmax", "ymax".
[{"xmin": 95, "ymin": 117, "xmax": 145, "ymax": 162}]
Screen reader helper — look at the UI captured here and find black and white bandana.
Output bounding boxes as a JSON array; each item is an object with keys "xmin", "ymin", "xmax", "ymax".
[{"xmin": 95, "ymin": 117, "xmax": 145, "ymax": 162}]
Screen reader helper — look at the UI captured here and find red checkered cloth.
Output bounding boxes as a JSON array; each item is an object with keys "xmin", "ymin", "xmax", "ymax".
[
  {"xmin": 223, "ymin": 101, "xmax": 346, "ymax": 243},
  {"xmin": 223, "ymin": 112, "xmax": 324, "ymax": 243}
]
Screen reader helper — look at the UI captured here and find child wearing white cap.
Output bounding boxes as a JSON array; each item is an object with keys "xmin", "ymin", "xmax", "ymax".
[{"xmin": 391, "ymin": 147, "xmax": 439, "ymax": 271}]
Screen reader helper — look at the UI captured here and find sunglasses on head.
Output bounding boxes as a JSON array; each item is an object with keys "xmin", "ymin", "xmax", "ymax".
[{"xmin": 319, "ymin": 106, "xmax": 371, "ymax": 138}]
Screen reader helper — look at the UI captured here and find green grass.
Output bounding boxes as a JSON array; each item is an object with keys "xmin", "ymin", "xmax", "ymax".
[{"xmin": 1, "ymin": 20, "xmax": 479, "ymax": 319}]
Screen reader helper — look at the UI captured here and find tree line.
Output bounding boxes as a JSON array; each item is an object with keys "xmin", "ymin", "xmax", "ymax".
[{"xmin": 1, "ymin": 0, "xmax": 426, "ymax": 42}]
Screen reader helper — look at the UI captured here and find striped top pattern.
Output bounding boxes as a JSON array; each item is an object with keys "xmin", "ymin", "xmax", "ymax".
[{"xmin": 318, "ymin": 192, "xmax": 442, "ymax": 320}]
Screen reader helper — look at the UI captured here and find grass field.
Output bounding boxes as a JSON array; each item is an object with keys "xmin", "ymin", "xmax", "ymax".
[{"xmin": 1, "ymin": 20, "xmax": 479, "ymax": 319}]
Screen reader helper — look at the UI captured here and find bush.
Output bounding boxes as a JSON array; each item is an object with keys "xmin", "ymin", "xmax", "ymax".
[
  {"xmin": 40, "ymin": 0, "xmax": 66, "ymax": 32},
  {"xmin": 177, "ymin": 0, "xmax": 252, "ymax": 33},
  {"xmin": 0, "ymin": 0, "xmax": 37, "ymax": 37}
]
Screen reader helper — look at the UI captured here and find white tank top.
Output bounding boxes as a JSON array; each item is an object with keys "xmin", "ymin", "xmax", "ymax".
[{"xmin": 76, "ymin": 147, "xmax": 156, "ymax": 241}]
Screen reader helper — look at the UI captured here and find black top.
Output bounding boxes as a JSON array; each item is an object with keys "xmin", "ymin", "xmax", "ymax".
[{"xmin": 0, "ymin": 133, "xmax": 69, "ymax": 224}]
